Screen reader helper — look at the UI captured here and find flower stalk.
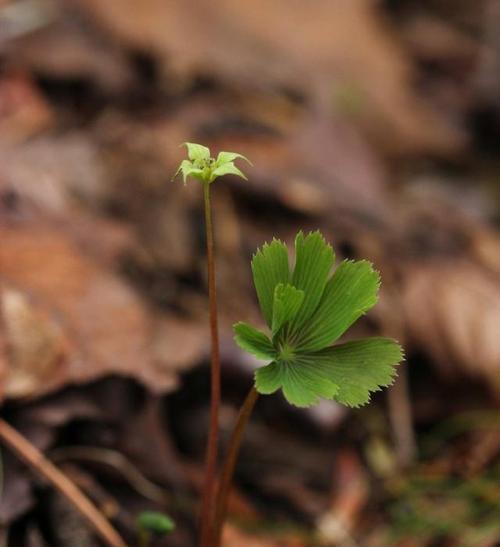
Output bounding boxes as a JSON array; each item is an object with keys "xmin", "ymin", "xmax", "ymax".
[
  {"xmin": 174, "ymin": 143, "xmax": 251, "ymax": 547},
  {"xmin": 199, "ymin": 180, "xmax": 222, "ymax": 547}
]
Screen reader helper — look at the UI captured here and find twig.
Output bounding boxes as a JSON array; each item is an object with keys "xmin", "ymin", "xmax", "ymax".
[
  {"xmin": 51, "ymin": 445, "xmax": 169, "ymax": 504},
  {"xmin": 199, "ymin": 180, "xmax": 222, "ymax": 547},
  {"xmin": 0, "ymin": 418, "xmax": 127, "ymax": 547},
  {"xmin": 213, "ymin": 386, "xmax": 259, "ymax": 547}
]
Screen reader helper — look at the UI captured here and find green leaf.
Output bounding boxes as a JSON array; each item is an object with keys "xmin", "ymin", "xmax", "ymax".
[
  {"xmin": 251, "ymin": 239, "xmax": 290, "ymax": 327},
  {"xmin": 137, "ymin": 511, "xmax": 175, "ymax": 534},
  {"xmin": 182, "ymin": 142, "xmax": 210, "ymax": 161},
  {"xmin": 234, "ymin": 322, "xmax": 276, "ymax": 360},
  {"xmin": 254, "ymin": 360, "xmax": 338, "ymax": 407},
  {"xmin": 211, "ymin": 162, "xmax": 247, "ymax": 181},
  {"xmin": 281, "ymin": 361, "xmax": 338, "ymax": 407},
  {"xmin": 242, "ymin": 230, "xmax": 403, "ymax": 410},
  {"xmin": 216, "ymin": 151, "xmax": 252, "ymax": 166},
  {"xmin": 296, "ymin": 260, "xmax": 380, "ymax": 352},
  {"xmin": 300, "ymin": 337, "xmax": 403, "ymax": 407},
  {"xmin": 271, "ymin": 283, "xmax": 304, "ymax": 337},
  {"xmin": 254, "ymin": 361, "xmax": 282, "ymax": 394},
  {"xmin": 254, "ymin": 338, "xmax": 401, "ymax": 408},
  {"xmin": 289, "ymin": 231, "xmax": 334, "ymax": 332}
]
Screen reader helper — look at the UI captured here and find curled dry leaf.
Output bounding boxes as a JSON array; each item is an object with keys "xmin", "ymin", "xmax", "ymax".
[
  {"xmin": 402, "ymin": 259, "xmax": 500, "ymax": 388},
  {"xmin": 1, "ymin": 287, "xmax": 68, "ymax": 398},
  {"xmin": 0, "ymin": 219, "xmax": 201, "ymax": 400}
]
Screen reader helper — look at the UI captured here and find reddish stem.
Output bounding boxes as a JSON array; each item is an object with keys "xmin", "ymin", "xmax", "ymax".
[
  {"xmin": 213, "ymin": 386, "xmax": 259, "ymax": 546},
  {"xmin": 199, "ymin": 180, "xmax": 221, "ymax": 547}
]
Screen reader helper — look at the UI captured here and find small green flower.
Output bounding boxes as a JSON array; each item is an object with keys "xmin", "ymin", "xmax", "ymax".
[
  {"xmin": 234, "ymin": 231, "xmax": 403, "ymax": 408},
  {"xmin": 174, "ymin": 142, "xmax": 251, "ymax": 185}
]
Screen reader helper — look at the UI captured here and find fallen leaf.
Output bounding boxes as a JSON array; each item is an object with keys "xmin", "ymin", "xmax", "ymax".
[
  {"xmin": 0, "ymin": 219, "xmax": 181, "ymax": 399},
  {"xmin": 73, "ymin": 0, "xmax": 463, "ymax": 154},
  {"xmin": 403, "ymin": 259, "xmax": 500, "ymax": 389}
]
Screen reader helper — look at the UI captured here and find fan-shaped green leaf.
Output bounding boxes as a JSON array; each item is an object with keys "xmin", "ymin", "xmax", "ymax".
[
  {"xmin": 289, "ymin": 231, "xmax": 334, "ymax": 332},
  {"xmin": 254, "ymin": 360, "xmax": 339, "ymax": 408},
  {"xmin": 296, "ymin": 260, "xmax": 380, "ymax": 351},
  {"xmin": 281, "ymin": 362, "xmax": 338, "ymax": 407},
  {"xmin": 251, "ymin": 240, "xmax": 289, "ymax": 327},
  {"xmin": 272, "ymin": 283, "xmax": 304, "ymax": 337},
  {"xmin": 300, "ymin": 337, "xmax": 402, "ymax": 407},
  {"xmin": 234, "ymin": 322, "xmax": 276, "ymax": 360},
  {"xmin": 254, "ymin": 361, "xmax": 282, "ymax": 394}
]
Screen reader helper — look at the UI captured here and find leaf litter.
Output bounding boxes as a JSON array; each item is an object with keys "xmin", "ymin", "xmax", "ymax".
[{"xmin": 1, "ymin": 0, "xmax": 500, "ymax": 544}]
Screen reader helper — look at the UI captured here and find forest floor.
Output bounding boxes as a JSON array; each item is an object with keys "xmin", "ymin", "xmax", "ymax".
[{"xmin": 1, "ymin": 0, "xmax": 500, "ymax": 545}]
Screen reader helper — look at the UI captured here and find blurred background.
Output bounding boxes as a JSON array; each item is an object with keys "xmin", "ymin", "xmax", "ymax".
[{"xmin": 1, "ymin": 0, "xmax": 500, "ymax": 545}]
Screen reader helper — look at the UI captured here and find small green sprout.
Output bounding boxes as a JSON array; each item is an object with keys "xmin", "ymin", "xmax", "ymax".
[
  {"xmin": 234, "ymin": 231, "xmax": 403, "ymax": 408},
  {"xmin": 137, "ymin": 511, "xmax": 175, "ymax": 546},
  {"xmin": 174, "ymin": 142, "xmax": 251, "ymax": 185}
]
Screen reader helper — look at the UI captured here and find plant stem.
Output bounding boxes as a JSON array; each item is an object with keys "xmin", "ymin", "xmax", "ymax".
[
  {"xmin": 0, "ymin": 418, "xmax": 127, "ymax": 547},
  {"xmin": 199, "ymin": 180, "xmax": 222, "ymax": 547},
  {"xmin": 213, "ymin": 386, "xmax": 259, "ymax": 547}
]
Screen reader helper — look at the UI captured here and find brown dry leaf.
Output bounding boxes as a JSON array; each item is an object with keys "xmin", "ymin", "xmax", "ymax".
[
  {"xmin": 0, "ymin": 72, "xmax": 54, "ymax": 143},
  {"xmin": 401, "ymin": 13, "xmax": 478, "ymax": 65},
  {"xmin": 471, "ymin": 227, "xmax": 500, "ymax": 275},
  {"xmin": 222, "ymin": 524, "xmax": 306, "ymax": 547},
  {"xmin": 0, "ymin": 133, "xmax": 107, "ymax": 215},
  {"xmin": 72, "ymin": 0, "xmax": 462, "ymax": 154},
  {"xmin": 6, "ymin": 11, "xmax": 135, "ymax": 95},
  {"xmin": 403, "ymin": 259, "xmax": 500, "ymax": 388},
  {"xmin": 0, "ymin": 219, "xmax": 189, "ymax": 400},
  {"xmin": 152, "ymin": 316, "xmax": 208, "ymax": 373},
  {"xmin": 1, "ymin": 287, "xmax": 69, "ymax": 398}
]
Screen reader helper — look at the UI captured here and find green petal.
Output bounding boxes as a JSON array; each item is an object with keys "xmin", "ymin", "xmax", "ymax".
[
  {"xmin": 289, "ymin": 231, "xmax": 334, "ymax": 332},
  {"xmin": 254, "ymin": 361, "xmax": 282, "ymax": 394},
  {"xmin": 216, "ymin": 151, "xmax": 252, "ymax": 166},
  {"xmin": 210, "ymin": 162, "xmax": 247, "ymax": 181},
  {"xmin": 172, "ymin": 160, "xmax": 191, "ymax": 184},
  {"xmin": 296, "ymin": 260, "xmax": 380, "ymax": 352},
  {"xmin": 182, "ymin": 142, "xmax": 210, "ymax": 161},
  {"xmin": 182, "ymin": 165, "xmax": 204, "ymax": 184},
  {"xmin": 300, "ymin": 337, "xmax": 403, "ymax": 407},
  {"xmin": 271, "ymin": 283, "xmax": 304, "ymax": 337},
  {"xmin": 251, "ymin": 239, "xmax": 290, "ymax": 327},
  {"xmin": 233, "ymin": 322, "xmax": 276, "ymax": 360}
]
